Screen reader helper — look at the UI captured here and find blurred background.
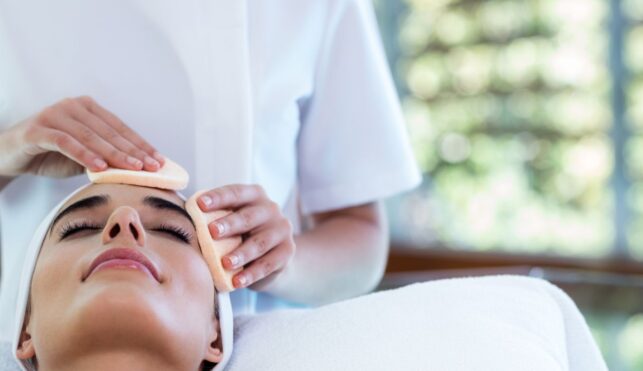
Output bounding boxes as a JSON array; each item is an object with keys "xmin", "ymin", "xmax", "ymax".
[{"xmin": 372, "ymin": 0, "xmax": 643, "ymax": 369}]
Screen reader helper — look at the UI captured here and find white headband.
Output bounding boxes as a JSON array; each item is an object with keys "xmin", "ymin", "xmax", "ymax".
[{"xmin": 11, "ymin": 184, "xmax": 234, "ymax": 371}]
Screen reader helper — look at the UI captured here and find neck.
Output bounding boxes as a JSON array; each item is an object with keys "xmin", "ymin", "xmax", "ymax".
[{"xmin": 41, "ymin": 349, "xmax": 188, "ymax": 371}]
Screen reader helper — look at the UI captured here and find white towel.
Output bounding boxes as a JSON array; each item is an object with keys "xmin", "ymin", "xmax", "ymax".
[
  {"xmin": 225, "ymin": 275, "xmax": 607, "ymax": 371},
  {"xmin": 1, "ymin": 275, "xmax": 607, "ymax": 370}
]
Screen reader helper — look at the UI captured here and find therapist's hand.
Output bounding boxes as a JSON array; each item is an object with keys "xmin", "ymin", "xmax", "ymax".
[
  {"xmin": 197, "ymin": 184, "xmax": 296, "ymax": 290},
  {"xmin": 0, "ymin": 96, "xmax": 164, "ymax": 178}
]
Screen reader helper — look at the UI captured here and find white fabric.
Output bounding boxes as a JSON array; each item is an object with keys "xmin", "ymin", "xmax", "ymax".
[
  {"xmin": 225, "ymin": 276, "xmax": 608, "ymax": 371},
  {"xmin": 0, "ymin": 0, "xmax": 422, "ymax": 338},
  {"xmin": 0, "ymin": 276, "xmax": 607, "ymax": 370},
  {"xmin": 295, "ymin": 0, "xmax": 419, "ymax": 213},
  {"xmin": 9, "ymin": 184, "xmax": 235, "ymax": 371}
]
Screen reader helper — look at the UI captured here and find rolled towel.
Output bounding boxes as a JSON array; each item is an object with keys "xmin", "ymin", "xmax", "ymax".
[{"xmin": 225, "ymin": 275, "xmax": 608, "ymax": 371}]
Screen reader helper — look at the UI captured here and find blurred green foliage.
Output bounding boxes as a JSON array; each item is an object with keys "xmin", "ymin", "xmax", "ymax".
[
  {"xmin": 373, "ymin": 0, "xmax": 643, "ymax": 369},
  {"xmin": 625, "ymin": 0, "xmax": 643, "ymax": 258},
  {"xmin": 393, "ymin": 0, "xmax": 615, "ymax": 255}
]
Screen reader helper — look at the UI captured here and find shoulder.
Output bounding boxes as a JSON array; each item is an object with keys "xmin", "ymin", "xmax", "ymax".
[
  {"xmin": 248, "ymin": 0, "xmax": 353, "ymax": 24},
  {"xmin": 247, "ymin": 0, "xmax": 355, "ymax": 55}
]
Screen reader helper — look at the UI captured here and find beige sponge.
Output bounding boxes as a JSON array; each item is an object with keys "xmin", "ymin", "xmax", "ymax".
[
  {"xmin": 86, "ymin": 157, "xmax": 189, "ymax": 190},
  {"xmin": 186, "ymin": 190, "xmax": 243, "ymax": 292}
]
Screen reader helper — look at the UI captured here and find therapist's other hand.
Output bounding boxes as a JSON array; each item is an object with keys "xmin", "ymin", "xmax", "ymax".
[
  {"xmin": 0, "ymin": 96, "xmax": 164, "ymax": 178},
  {"xmin": 197, "ymin": 184, "xmax": 296, "ymax": 290}
]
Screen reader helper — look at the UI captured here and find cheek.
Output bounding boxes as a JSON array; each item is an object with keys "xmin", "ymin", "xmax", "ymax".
[
  {"xmin": 161, "ymin": 247, "xmax": 215, "ymax": 314},
  {"xmin": 29, "ymin": 242, "xmax": 90, "ymax": 327}
]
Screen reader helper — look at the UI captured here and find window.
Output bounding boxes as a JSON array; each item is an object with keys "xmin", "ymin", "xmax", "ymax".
[
  {"xmin": 374, "ymin": 0, "xmax": 643, "ymax": 369},
  {"xmin": 380, "ymin": 0, "xmax": 615, "ymax": 256},
  {"xmin": 625, "ymin": 0, "xmax": 643, "ymax": 258}
]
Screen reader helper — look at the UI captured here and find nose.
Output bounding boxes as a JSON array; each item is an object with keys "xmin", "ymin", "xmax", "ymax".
[{"xmin": 101, "ymin": 206, "xmax": 146, "ymax": 247}]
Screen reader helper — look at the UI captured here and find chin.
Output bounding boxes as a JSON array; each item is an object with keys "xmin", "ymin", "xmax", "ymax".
[
  {"xmin": 59, "ymin": 285, "xmax": 204, "ymax": 367},
  {"xmin": 32, "ymin": 288, "xmax": 202, "ymax": 371},
  {"xmin": 63, "ymin": 281, "xmax": 176, "ymax": 348}
]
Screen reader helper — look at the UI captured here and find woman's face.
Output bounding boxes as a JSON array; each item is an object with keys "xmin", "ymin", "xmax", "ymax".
[{"xmin": 17, "ymin": 184, "xmax": 222, "ymax": 370}]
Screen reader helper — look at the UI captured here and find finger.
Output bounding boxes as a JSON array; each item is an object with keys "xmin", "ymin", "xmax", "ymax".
[
  {"xmin": 233, "ymin": 243, "xmax": 292, "ymax": 288},
  {"xmin": 33, "ymin": 128, "xmax": 107, "ymax": 171},
  {"xmin": 221, "ymin": 223, "xmax": 286, "ymax": 270},
  {"xmin": 208, "ymin": 204, "xmax": 275, "ymax": 239},
  {"xmin": 48, "ymin": 113, "xmax": 144, "ymax": 170},
  {"xmin": 198, "ymin": 184, "xmax": 267, "ymax": 211},
  {"xmin": 65, "ymin": 100, "xmax": 161, "ymax": 171},
  {"xmin": 77, "ymin": 96, "xmax": 165, "ymax": 166}
]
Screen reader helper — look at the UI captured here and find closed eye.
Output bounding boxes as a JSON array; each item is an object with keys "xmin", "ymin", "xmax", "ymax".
[
  {"xmin": 58, "ymin": 222, "xmax": 102, "ymax": 240},
  {"xmin": 58, "ymin": 222, "xmax": 192, "ymax": 244},
  {"xmin": 151, "ymin": 224, "xmax": 192, "ymax": 244}
]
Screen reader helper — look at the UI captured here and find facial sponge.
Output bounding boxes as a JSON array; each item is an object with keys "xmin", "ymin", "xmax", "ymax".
[
  {"xmin": 86, "ymin": 157, "xmax": 189, "ymax": 190},
  {"xmin": 86, "ymin": 158, "xmax": 240, "ymax": 291},
  {"xmin": 186, "ymin": 190, "xmax": 243, "ymax": 292}
]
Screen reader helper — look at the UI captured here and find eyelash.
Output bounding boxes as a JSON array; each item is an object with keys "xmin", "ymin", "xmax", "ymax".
[
  {"xmin": 58, "ymin": 222, "xmax": 102, "ymax": 240},
  {"xmin": 58, "ymin": 222, "xmax": 192, "ymax": 243},
  {"xmin": 152, "ymin": 224, "xmax": 192, "ymax": 243}
]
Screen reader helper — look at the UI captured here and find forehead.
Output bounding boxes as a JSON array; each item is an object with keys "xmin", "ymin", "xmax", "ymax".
[{"xmin": 62, "ymin": 184, "xmax": 185, "ymax": 209}]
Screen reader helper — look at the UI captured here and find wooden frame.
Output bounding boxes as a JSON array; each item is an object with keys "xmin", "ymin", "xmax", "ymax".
[{"xmin": 381, "ymin": 244, "xmax": 643, "ymax": 313}]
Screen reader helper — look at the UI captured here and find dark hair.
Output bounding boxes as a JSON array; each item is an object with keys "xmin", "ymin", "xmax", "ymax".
[{"xmin": 201, "ymin": 360, "xmax": 217, "ymax": 370}]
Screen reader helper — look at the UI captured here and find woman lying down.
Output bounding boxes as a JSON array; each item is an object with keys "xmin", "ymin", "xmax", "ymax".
[
  {"xmin": 12, "ymin": 183, "xmax": 233, "ymax": 371},
  {"xmin": 8, "ymin": 182, "xmax": 609, "ymax": 370}
]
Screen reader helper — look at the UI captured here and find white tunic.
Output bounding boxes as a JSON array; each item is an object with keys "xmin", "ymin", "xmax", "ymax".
[{"xmin": 0, "ymin": 0, "xmax": 421, "ymax": 340}]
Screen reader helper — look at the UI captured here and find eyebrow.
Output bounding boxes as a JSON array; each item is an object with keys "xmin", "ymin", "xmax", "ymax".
[
  {"xmin": 142, "ymin": 196, "xmax": 194, "ymax": 226},
  {"xmin": 48, "ymin": 194, "xmax": 194, "ymax": 236},
  {"xmin": 49, "ymin": 195, "xmax": 110, "ymax": 235}
]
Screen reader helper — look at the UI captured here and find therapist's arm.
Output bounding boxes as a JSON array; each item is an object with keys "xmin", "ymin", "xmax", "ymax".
[
  {"xmin": 196, "ymin": 184, "xmax": 388, "ymax": 306},
  {"xmin": 0, "ymin": 96, "xmax": 164, "ymax": 182},
  {"xmin": 258, "ymin": 201, "xmax": 389, "ymax": 306}
]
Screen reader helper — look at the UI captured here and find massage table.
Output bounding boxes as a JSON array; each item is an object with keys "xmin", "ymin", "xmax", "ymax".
[{"xmin": 0, "ymin": 275, "xmax": 607, "ymax": 370}]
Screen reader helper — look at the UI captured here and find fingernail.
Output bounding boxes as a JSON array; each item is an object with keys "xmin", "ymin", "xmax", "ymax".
[
  {"xmin": 237, "ymin": 275, "xmax": 247, "ymax": 287},
  {"xmin": 201, "ymin": 195, "xmax": 213, "ymax": 208},
  {"xmin": 214, "ymin": 221, "xmax": 226, "ymax": 236},
  {"xmin": 144, "ymin": 156, "xmax": 160, "ymax": 168},
  {"xmin": 153, "ymin": 152, "xmax": 165, "ymax": 163},
  {"xmin": 94, "ymin": 158, "xmax": 107, "ymax": 169},
  {"xmin": 227, "ymin": 254, "xmax": 239, "ymax": 268},
  {"xmin": 127, "ymin": 156, "xmax": 143, "ymax": 168}
]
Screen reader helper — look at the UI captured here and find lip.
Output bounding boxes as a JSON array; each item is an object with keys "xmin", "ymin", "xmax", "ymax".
[{"xmin": 84, "ymin": 248, "xmax": 160, "ymax": 282}]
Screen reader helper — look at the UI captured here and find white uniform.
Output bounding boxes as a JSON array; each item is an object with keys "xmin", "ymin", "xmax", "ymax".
[{"xmin": 0, "ymin": 0, "xmax": 421, "ymax": 340}]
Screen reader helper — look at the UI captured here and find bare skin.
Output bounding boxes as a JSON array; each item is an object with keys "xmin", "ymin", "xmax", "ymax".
[
  {"xmin": 196, "ymin": 184, "xmax": 389, "ymax": 306},
  {"xmin": 0, "ymin": 96, "xmax": 163, "ymax": 189},
  {"xmin": 0, "ymin": 95, "xmax": 389, "ymax": 308},
  {"xmin": 17, "ymin": 184, "xmax": 222, "ymax": 371}
]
